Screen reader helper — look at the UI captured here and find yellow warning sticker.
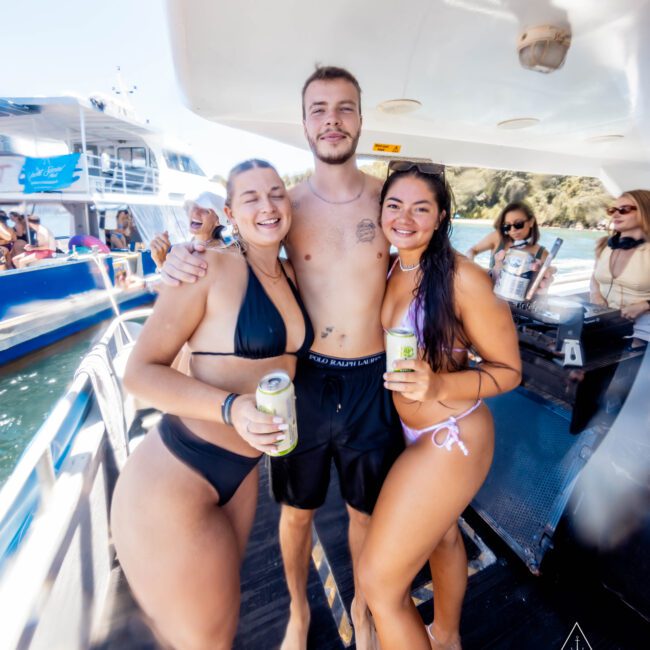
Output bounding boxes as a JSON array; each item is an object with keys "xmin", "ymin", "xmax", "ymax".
[{"xmin": 372, "ymin": 143, "xmax": 401, "ymax": 153}]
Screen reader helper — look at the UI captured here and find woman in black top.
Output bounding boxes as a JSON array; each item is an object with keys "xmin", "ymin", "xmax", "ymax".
[
  {"xmin": 111, "ymin": 160, "xmax": 313, "ymax": 649},
  {"xmin": 466, "ymin": 201, "xmax": 548, "ymax": 274}
]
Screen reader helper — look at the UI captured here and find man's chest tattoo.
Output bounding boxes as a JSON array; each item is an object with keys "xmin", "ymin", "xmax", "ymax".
[{"xmin": 356, "ymin": 218, "xmax": 377, "ymax": 243}]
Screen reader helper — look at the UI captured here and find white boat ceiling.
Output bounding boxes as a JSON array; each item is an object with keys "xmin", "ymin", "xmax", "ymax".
[
  {"xmin": 166, "ymin": 0, "xmax": 650, "ymax": 192},
  {"xmin": 0, "ymin": 96, "xmax": 158, "ymax": 145}
]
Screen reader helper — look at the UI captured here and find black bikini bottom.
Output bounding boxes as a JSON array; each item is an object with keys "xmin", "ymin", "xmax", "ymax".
[{"xmin": 159, "ymin": 414, "xmax": 261, "ymax": 505}]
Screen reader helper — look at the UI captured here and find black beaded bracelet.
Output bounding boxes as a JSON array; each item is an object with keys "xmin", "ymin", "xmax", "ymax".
[{"xmin": 221, "ymin": 392, "xmax": 240, "ymax": 426}]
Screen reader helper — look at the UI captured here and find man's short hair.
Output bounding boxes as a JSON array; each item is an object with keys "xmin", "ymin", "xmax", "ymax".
[
  {"xmin": 301, "ymin": 65, "xmax": 362, "ymax": 118},
  {"xmin": 27, "ymin": 215, "xmax": 40, "ymax": 223}
]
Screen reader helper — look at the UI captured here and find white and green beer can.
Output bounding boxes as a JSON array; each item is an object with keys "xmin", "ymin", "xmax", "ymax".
[
  {"xmin": 494, "ymin": 249, "xmax": 535, "ymax": 302},
  {"xmin": 386, "ymin": 328, "xmax": 417, "ymax": 373},
  {"xmin": 256, "ymin": 371, "xmax": 298, "ymax": 456}
]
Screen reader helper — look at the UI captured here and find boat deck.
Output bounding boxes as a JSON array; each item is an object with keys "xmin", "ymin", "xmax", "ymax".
[{"xmin": 92, "ymin": 418, "xmax": 650, "ymax": 650}]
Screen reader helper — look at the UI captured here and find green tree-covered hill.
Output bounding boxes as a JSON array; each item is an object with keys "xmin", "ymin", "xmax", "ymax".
[{"xmin": 284, "ymin": 162, "xmax": 612, "ymax": 228}]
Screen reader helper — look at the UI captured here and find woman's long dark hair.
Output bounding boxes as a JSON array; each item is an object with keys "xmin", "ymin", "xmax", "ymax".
[
  {"xmin": 381, "ymin": 169, "xmax": 467, "ymax": 372},
  {"xmin": 381, "ymin": 169, "xmax": 515, "ymax": 396}
]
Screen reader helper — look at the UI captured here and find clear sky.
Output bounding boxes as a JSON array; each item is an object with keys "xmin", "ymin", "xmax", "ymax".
[{"xmin": 1, "ymin": 0, "xmax": 314, "ymax": 177}]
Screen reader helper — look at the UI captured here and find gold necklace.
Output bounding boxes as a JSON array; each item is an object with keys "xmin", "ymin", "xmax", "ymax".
[
  {"xmin": 249, "ymin": 258, "xmax": 283, "ymax": 280},
  {"xmin": 307, "ymin": 175, "xmax": 365, "ymax": 205}
]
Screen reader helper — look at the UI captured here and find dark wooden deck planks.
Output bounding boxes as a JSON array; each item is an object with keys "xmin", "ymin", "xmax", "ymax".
[
  {"xmin": 234, "ymin": 459, "xmax": 343, "ymax": 650},
  {"xmin": 92, "ymin": 426, "xmax": 650, "ymax": 650}
]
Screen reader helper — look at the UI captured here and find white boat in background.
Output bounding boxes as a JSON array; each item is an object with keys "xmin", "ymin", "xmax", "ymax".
[
  {"xmin": 1, "ymin": 2, "xmax": 649, "ymax": 648},
  {"xmin": 0, "ymin": 93, "xmax": 223, "ymax": 363}
]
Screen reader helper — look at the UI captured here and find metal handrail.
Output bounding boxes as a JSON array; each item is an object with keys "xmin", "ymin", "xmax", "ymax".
[
  {"xmin": 85, "ymin": 153, "xmax": 159, "ymax": 195},
  {"xmin": 0, "ymin": 308, "xmax": 152, "ymax": 561},
  {"xmin": 0, "ymin": 372, "xmax": 89, "ymax": 516}
]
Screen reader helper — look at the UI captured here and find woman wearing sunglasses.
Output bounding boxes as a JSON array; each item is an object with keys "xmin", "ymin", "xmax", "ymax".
[
  {"xmin": 466, "ymin": 201, "xmax": 548, "ymax": 276},
  {"xmin": 591, "ymin": 190, "xmax": 650, "ymax": 348},
  {"xmin": 359, "ymin": 162, "xmax": 521, "ymax": 649}
]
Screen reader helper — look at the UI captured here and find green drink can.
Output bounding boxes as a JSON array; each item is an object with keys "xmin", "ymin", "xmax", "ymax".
[
  {"xmin": 256, "ymin": 371, "xmax": 298, "ymax": 456},
  {"xmin": 386, "ymin": 328, "xmax": 417, "ymax": 372}
]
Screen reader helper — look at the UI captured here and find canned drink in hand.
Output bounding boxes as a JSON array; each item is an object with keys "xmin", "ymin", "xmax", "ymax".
[
  {"xmin": 386, "ymin": 328, "xmax": 417, "ymax": 373},
  {"xmin": 256, "ymin": 371, "xmax": 298, "ymax": 456},
  {"xmin": 494, "ymin": 249, "xmax": 535, "ymax": 302}
]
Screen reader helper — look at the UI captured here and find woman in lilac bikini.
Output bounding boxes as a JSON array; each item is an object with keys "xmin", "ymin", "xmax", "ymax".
[{"xmin": 359, "ymin": 162, "xmax": 522, "ymax": 650}]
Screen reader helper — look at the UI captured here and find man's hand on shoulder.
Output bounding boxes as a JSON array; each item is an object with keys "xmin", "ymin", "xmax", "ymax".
[{"xmin": 160, "ymin": 241, "xmax": 208, "ymax": 286}]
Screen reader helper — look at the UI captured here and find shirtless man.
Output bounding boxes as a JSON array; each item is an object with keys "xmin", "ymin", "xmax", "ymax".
[
  {"xmin": 13, "ymin": 215, "xmax": 57, "ymax": 268},
  {"xmin": 163, "ymin": 66, "xmax": 401, "ymax": 650}
]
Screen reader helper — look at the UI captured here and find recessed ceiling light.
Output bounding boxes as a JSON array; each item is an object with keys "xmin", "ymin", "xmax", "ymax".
[
  {"xmin": 377, "ymin": 99, "xmax": 422, "ymax": 115},
  {"xmin": 496, "ymin": 118, "xmax": 540, "ymax": 130},
  {"xmin": 585, "ymin": 134, "xmax": 624, "ymax": 144}
]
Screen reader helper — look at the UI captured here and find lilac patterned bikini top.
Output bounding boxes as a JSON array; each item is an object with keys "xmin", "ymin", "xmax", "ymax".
[
  {"xmin": 387, "ymin": 257, "xmax": 466, "ymax": 354},
  {"xmin": 401, "ymin": 299, "xmax": 425, "ymax": 347}
]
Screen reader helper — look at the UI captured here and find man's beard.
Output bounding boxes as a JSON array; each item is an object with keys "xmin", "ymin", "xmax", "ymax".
[{"xmin": 307, "ymin": 129, "xmax": 361, "ymax": 165}]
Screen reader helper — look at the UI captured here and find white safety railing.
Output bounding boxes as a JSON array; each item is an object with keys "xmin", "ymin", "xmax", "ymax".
[
  {"xmin": 0, "ymin": 308, "xmax": 152, "ymax": 567},
  {"xmin": 85, "ymin": 153, "xmax": 159, "ymax": 195}
]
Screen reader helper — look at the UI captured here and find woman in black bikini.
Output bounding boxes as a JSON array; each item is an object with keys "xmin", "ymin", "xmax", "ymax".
[{"xmin": 110, "ymin": 159, "xmax": 314, "ymax": 650}]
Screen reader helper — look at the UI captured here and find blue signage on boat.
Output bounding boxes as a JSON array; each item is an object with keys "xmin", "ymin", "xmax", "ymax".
[{"xmin": 18, "ymin": 153, "xmax": 81, "ymax": 193}]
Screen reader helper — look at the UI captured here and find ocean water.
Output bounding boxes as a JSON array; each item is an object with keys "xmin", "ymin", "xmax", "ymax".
[
  {"xmin": 450, "ymin": 220, "xmax": 601, "ymax": 275},
  {"xmin": 0, "ymin": 324, "xmax": 105, "ymax": 486},
  {"xmin": 0, "ymin": 223, "xmax": 602, "ymax": 486}
]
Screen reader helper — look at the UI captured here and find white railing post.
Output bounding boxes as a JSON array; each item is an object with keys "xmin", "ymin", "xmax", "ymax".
[
  {"xmin": 79, "ymin": 106, "xmax": 90, "ymax": 194},
  {"xmin": 121, "ymin": 161, "xmax": 127, "ymax": 193},
  {"xmin": 34, "ymin": 447, "xmax": 56, "ymax": 505}
]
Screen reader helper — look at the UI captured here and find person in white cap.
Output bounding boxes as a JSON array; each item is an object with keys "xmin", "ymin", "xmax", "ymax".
[{"xmin": 150, "ymin": 191, "xmax": 227, "ymax": 269}]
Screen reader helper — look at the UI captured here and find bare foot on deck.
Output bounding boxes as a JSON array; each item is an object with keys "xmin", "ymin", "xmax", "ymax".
[
  {"xmin": 427, "ymin": 623, "xmax": 462, "ymax": 650},
  {"xmin": 351, "ymin": 598, "xmax": 379, "ymax": 650},
  {"xmin": 280, "ymin": 601, "xmax": 310, "ymax": 650}
]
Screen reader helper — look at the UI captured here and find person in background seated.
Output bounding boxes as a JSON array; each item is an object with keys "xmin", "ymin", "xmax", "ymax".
[
  {"xmin": 359, "ymin": 163, "xmax": 521, "ymax": 650},
  {"xmin": 0, "ymin": 211, "xmax": 16, "ymax": 270},
  {"xmin": 12, "ymin": 215, "xmax": 57, "ymax": 268},
  {"xmin": 466, "ymin": 201, "xmax": 548, "ymax": 276},
  {"xmin": 9, "ymin": 211, "xmax": 28, "ymax": 256},
  {"xmin": 591, "ymin": 189, "xmax": 650, "ymax": 349},
  {"xmin": 149, "ymin": 191, "xmax": 227, "ymax": 269},
  {"xmin": 109, "ymin": 209, "xmax": 132, "ymax": 250}
]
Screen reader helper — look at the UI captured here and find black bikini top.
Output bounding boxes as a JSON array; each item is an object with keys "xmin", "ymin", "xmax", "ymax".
[{"xmin": 192, "ymin": 261, "xmax": 314, "ymax": 360}]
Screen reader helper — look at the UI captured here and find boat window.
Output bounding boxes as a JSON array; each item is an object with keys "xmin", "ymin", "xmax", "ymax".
[
  {"xmin": 73, "ymin": 143, "xmax": 98, "ymax": 157},
  {"xmin": 162, "ymin": 149, "xmax": 205, "ymax": 176},
  {"xmin": 117, "ymin": 146, "xmax": 147, "ymax": 167},
  {"xmin": 181, "ymin": 155, "xmax": 205, "ymax": 176},
  {"xmin": 131, "ymin": 148, "xmax": 147, "ymax": 168},
  {"xmin": 148, "ymin": 149, "xmax": 158, "ymax": 169},
  {"xmin": 163, "ymin": 149, "xmax": 180, "ymax": 170}
]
